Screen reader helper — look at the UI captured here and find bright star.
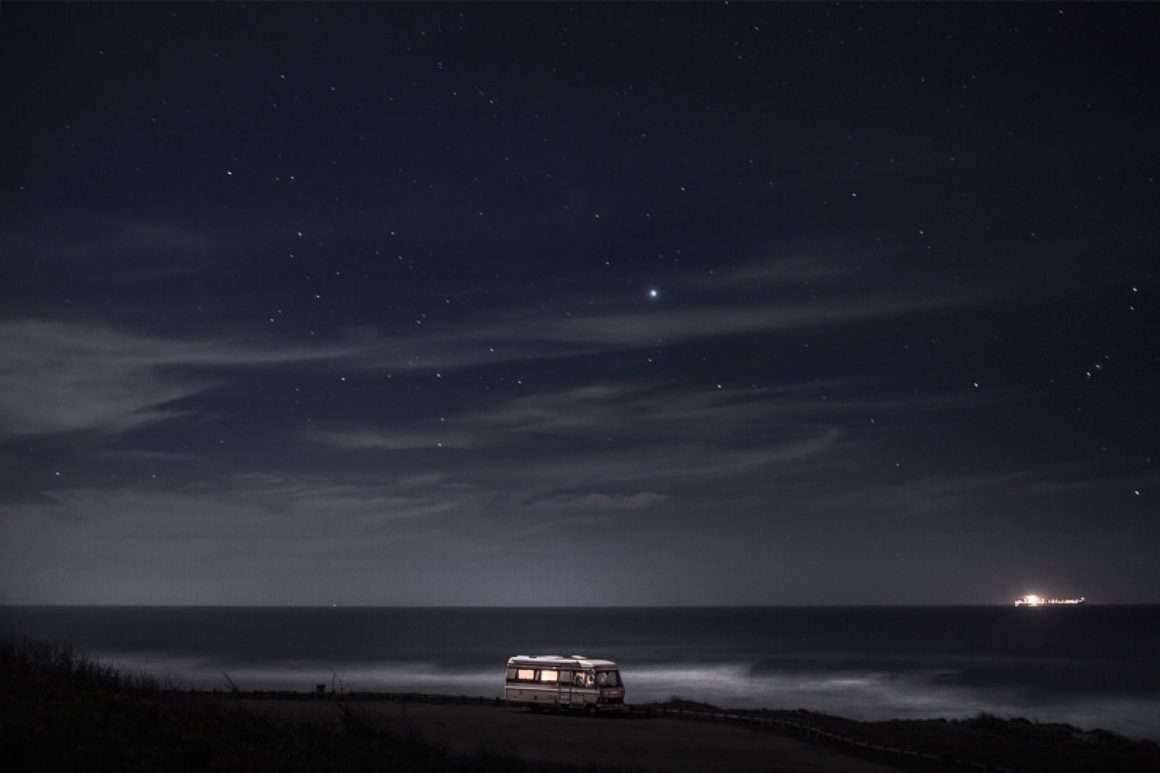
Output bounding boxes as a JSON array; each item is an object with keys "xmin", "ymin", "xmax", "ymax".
[{"xmin": 648, "ymin": 288, "xmax": 660, "ymax": 299}]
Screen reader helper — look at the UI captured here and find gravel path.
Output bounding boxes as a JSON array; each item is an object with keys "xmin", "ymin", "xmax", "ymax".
[{"xmin": 242, "ymin": 699, "xmax": 902, "ymax": 772}]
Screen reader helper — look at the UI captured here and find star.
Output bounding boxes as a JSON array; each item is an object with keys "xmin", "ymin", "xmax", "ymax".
[{"xmin": 647, "ymin": 288, "xmax": 660, "ymax": 300}]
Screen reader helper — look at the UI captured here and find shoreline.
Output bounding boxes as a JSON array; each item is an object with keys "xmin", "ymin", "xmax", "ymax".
[
  {"xmin": 6, "ymin": 605, "xmax": 1157, "ymax": 744},
  {"xmin": 6, "ymin": 639, "xmax": 1160, "ymax": 772}
]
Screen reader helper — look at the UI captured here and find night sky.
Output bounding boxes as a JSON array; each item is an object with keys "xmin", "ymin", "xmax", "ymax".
[{"xmin": 1, "ymin": 3, "xmax": 1157, "ymax": 606}]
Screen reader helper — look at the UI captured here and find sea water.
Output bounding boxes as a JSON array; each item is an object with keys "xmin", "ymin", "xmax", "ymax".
[{"xmin": 3, "ymin": 605, "xmax": 1158, "ymax": 741}]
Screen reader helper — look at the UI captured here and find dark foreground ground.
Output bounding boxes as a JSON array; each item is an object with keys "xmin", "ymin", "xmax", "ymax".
[
  {"xmin": 3, "ymin": 640, "xmax": 1159, "ymax": 772},
  {"xmin": 243, "ymin": 696, "xmax": 896, "ymax": 773}
]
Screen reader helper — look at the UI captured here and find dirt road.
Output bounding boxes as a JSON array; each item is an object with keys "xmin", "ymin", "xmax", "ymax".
[{"xmin": 243, "ymin": 699, "xmax": 901, "ymax": 772}]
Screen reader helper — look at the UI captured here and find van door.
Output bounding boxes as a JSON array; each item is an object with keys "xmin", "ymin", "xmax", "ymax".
[
  {"xmin": 557, "ymin": 670, "xmax": 573, "ymax": 706},
  {"xmin": 577, "ymin": 669, "xmax": 596, "ymax": 707}
]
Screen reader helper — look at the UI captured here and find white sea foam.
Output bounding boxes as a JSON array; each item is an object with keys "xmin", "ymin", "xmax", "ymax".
[
  {"xmin": 624, "ymin": 663, "xmax": 1160, "ymax": 740},
  {"xmin": 10, "ymin": 604, "xmax": 1150, "ymax": 746},
  {"xmin": 99, "ymin": 651, "xmax": 1160, "ymax": 740}
]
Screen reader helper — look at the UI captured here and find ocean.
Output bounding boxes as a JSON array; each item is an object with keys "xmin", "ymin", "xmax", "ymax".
[{"xmin": 3, "ymin": 605, "xmax": 1159, "ymax": 741}]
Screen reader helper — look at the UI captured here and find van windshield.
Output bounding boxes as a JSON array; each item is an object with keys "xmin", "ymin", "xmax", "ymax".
[{"xmin": 596, "ymin": 670, "xmax": 621, "ymax": 688}]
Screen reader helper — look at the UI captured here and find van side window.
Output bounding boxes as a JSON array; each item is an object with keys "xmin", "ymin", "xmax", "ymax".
[
  {"xmin": 506, "ymin": 668, "xmax": 517, "ymax": 681},
  {"xmin": 559, "ymin": 670, "xmax": 573, "ymax": 685},
  {"xmin": 537, "ymin": 669, "xmax": 558, "ymax": 683},
  {"xmin": 516, "ymin": 668, "xmax": 535, "ymax": 681}
]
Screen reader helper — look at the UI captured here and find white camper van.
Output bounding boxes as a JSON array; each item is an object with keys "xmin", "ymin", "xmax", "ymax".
[{"xmin": 504, "ymin": 655, "xmax": 625, "ymax": 712}]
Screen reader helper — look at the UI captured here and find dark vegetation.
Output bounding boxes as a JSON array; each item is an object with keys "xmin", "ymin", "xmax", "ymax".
[
  {"xmin": 0, "ymin": 639, "xmax": 584, "ymax": 772},
  {"xmin": 756, "ymin": 708, "xmax": 1160, "ymax": 773},
  {"xmin": 636, "ymin": 697, "xmax": 1160, "ymax": 772}
]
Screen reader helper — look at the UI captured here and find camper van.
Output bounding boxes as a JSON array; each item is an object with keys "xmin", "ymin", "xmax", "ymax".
[{"xmin": 505, "ymin": 655, "xmax": 625, "ymax": 712}]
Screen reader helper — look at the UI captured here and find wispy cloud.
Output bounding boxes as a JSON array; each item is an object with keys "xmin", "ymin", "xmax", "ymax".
[
  {"xmin": 0, "ymin": 307, "xmax": 893, "ymax": 442},
  {"xmin": 0, "ymin": 319, "xmax": 349, "ymax": 440},
  {"xmin": 530, "ymin": 491, "xmax": 672, "ymax": 512},
  {"xmin": 0, "ymin": 231, "xmax": 1077, "ymax": 444},
  {"xmin": 492, "ymin": 294, "xmax": 955, "ymax": 347},
  {"xmin": 815, "ymin": 466, "xmax": 1141, "ymax": 520},
  {"xmin": 303, "ymin": 427, "xmax": 476, "ymax": 451},
  {"xmin": 0, "ymin": 321, "xmax": 214, "ymax": 439}
]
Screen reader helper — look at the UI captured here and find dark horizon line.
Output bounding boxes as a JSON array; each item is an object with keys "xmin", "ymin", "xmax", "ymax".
[{"xmin": 3, "ymin": 601, "xmax": 1152, "ymax": 610}]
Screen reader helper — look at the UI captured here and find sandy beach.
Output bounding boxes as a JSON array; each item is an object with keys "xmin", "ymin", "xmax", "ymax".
[{"xmin": 242, "ymin": 698, "xmax": 901, "ymax": 772}]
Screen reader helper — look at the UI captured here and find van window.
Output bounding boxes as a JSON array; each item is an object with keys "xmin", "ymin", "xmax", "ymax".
[
  {"xmin": 537, "ymin": 669, "xmax": 558, "ymax": 683},
  {"xmin": 516, "ymin": 668, "xmax": 535, "ymax": 681},
  {"xmin": 559, "ymin": 670, "xmax": 573, "ymax": 684},
  {"xmin": 596, "ymin": 670, "xmax": 621, "ymax": 688}
]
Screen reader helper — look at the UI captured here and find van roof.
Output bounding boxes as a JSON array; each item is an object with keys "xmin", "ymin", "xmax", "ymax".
[{"xmin": 507, "ymin": 654, "xmax": 618, "ymax": 669}]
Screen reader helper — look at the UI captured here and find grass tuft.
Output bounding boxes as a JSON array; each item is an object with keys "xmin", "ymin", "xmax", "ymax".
[{"xmin": 0, "ymin": 638, "xmax": 580, "ymax": 772}]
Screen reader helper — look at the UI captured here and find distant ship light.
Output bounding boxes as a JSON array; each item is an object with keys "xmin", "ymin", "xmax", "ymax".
[{"xmin": 1014, "ymin": 593, "xmax": 1085, "ymax": 607}]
